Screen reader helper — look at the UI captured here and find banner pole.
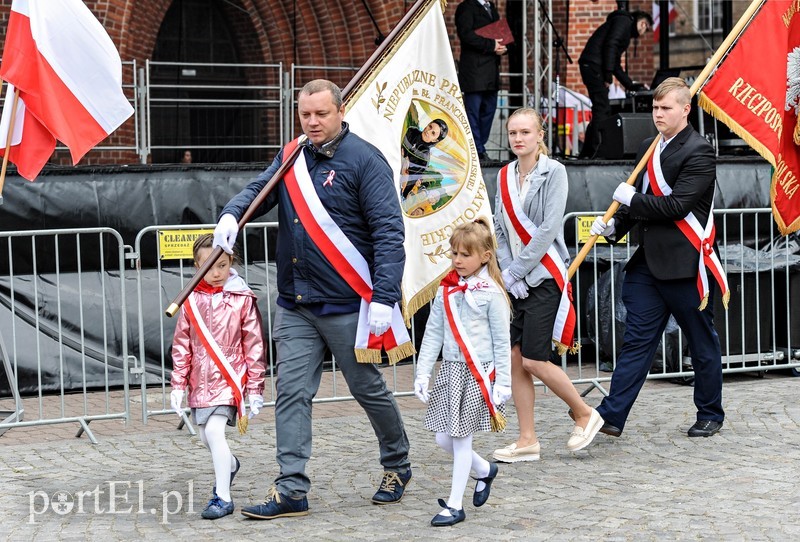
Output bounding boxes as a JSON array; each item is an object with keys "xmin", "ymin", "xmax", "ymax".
[
  {"xmin": 567, "ymin": 0, "xmax": 765, "ymax": 280},
  {"xmin": 165, "ymin": 0, "xmax": 434, "ymax": 316},
  {"xmin": 0, "ymin": 87, "xmax": 21, "ymax": 205}
]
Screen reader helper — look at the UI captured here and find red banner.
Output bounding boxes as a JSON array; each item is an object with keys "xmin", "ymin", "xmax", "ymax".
[{"xmin": 698, "ymin": 0, "xmax": 800, "ymax": 234}]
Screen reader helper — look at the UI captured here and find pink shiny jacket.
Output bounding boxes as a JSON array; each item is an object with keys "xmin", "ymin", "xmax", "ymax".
[{"xmin": 170, "ymin": 273, "xmax": 266, "ymax": 408}]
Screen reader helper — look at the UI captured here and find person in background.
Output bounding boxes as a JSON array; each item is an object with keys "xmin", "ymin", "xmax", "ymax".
[
  {"xmin": 170, "ymin": 234, "xmax": 266, "ymax": 520},
  {"xmin": 455, "ymin": 0, "xmax": 507, "ymax": 165},
  {"xmin": 213, "ymin": 79, "xmax": 412, "ymax": 520},
  {"xmin": 181, "ymin": 150, "xmax": 193, "ymax": 164},
  {"xmin": 578, "ymin": 9, "xmax": 652, "ymax": 159},
  {"xmin": 589, "ymin": 77, "xmax": 727, "ymax": 439},
  {"xmin": 414, "ymin": 218, "xmax": 511, "ymax": 527}
]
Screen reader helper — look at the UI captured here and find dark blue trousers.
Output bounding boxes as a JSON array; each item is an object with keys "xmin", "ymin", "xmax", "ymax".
[
  {"xmin": 463, "ymin": 91, "xmax": 497, "ymax": 154},
  {"xmin": 596, "ymin": 262, "xmax": 725, "ymax": 431}
]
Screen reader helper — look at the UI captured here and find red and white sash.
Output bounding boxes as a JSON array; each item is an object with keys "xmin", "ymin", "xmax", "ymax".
[
  {"xmin": 184, "ymin": 291, "xmax": 249, "ymax": 434},
  {"xmin": 281, "ymin": 138, "xmax": 414, "ymax": 364},
  {"xmin": 440, "ymin": 269, "xmax": 505, "ymax": 432},
  {"xmin": 498, "ymin": 163, "xmax": 578, "ymax": 354},
  {"xmin": 644, "ymin": 141, "xmax": 730, "ymax": 310}
]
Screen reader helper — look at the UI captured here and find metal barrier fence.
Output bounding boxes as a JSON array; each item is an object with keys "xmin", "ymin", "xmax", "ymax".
[
  {"xmin": 564, "ymin": 208, "xmax": 800, "ymax": 399},
  {"xmin": 2, "ymin": 209, "xmax": 798, "ymax": 441},
  {"xmin": 0, "ymin": 228, "xmax": 130, "ymax": 443},
  {"xmin": 131, "ymin": 222, "xmax": 421, "ymax": 432}
]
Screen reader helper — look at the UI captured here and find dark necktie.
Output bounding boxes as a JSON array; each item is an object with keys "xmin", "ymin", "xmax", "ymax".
[{"xmin": 483, "ymin": 2, "xmax": 492, "ymax": 17}]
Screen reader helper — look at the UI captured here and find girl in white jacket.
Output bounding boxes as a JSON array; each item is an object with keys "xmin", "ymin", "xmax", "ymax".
[{"xmin": 414, "ymin": 218, "xmax": 512, "ymax": 527}]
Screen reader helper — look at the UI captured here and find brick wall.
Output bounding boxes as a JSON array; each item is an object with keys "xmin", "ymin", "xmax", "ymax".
[{"xmin": 0, "ymin": 0, "xmax": 653, "ymax": 167}]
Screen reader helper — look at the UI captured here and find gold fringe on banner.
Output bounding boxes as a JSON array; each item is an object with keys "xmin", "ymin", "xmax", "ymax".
[
  {"xmin": 402, "ymin": 268, "xmax": 450, "ymax": 326},
  {"xmin": 355, "ymin": 341, "xmax": 416, "ymax": 365},
  {"xmin": 697, "ymin": 93, "xmax": 775, "ymax": 167}
]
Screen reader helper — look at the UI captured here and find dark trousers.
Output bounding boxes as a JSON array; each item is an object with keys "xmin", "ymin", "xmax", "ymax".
[
  {"xmin": 463, "ymin": 90, "xmax": 498, "ymax": 154},
  {"xmin": 596, "ymin": 262, "xmax": 725, "ymax": 431},
  {"xmin": 579, "ymin": 63, "xmax": 612, "ymax": 159}
]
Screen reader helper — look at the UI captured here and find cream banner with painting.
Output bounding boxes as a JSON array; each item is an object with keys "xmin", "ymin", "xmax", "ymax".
[{"xmin": 345, "ymin": 0, "xmax": 492, "ymax": 321}]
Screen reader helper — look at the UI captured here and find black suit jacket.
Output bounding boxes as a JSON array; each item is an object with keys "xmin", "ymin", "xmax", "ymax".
[
  {"xmin": 455, "ymin": 0, "xmax": 501, "ymax": 93},
  {"xmin": 612, "ymin": 124, "xmax": 717, "ymax": 281}
]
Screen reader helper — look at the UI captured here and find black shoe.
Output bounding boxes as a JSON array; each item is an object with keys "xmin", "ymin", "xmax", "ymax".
[
  {"xmin": 568, "ymin": 409, "xmax": 621, "ymax": 437},
  {"xmin": 431, "ymin": 499, "xmax": 466, "ymax": 526},
  {"xmin": 687, "ymin": 420, "xmax": 722, "ymax": 437},
  {"xmin": 472, "ymin": 463, "xmax": 498, "ymax": 507},
  {"xmin": 371, "ymin": 468, "xmax": 412, "ymax": 504},
  {"xmin": 241, "ymin": 487, "xmax": 309, "ymax": 520}
]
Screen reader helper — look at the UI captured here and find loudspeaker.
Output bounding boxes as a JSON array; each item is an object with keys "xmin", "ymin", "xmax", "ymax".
[{"xmin": 595, "ymin": 113, "xmax": 658, "ymax": 159}]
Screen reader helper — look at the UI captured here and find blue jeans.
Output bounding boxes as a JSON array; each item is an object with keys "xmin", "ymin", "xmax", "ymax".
[
  {"xmin": 596, "ymin": 262, "xmax": 725, "ymax": 431},
  {"xmin": 272, "ymin": 305, "xmax": 410, "ymax": 497}
]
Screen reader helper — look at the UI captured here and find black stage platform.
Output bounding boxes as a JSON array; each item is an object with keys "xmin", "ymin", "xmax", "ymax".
[{"xmin": 0, "ymin": 156, "xmax": 772, "ymax": 243}]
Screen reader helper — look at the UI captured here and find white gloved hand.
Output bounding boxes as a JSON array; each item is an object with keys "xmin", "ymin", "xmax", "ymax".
[
  {"xmin": 501, "ymin": 268, "xmax": 517, "ymax": 291},
  {"xmin": 509, "ymin": 280, "xmax": 529, "ymax": 299},
  {"xmin": 612, "ymin": 183, "xmax": 636, "ymax": 207},
  {"xmin": 414, "ymin": 374, "xmax": 430, "ymax": 403},
  {"xmin": 590, "ymin": 217, "xmax": 616, "ymax": 237},
  {"xmin": 213, "ymin": 213, "xmax": 239, "ymax": 255},
  {"xmin": 368, "ymin": 302, "xmax": 393, "ymax": 336},
  {"xmin": 492, "ymin": 384, "xmax": 512, "ymax": 407},
  {"xmin": 248, "ymin": 394, "xmax": 264, "ymax": 418},
  {"xmin": 170, "ymin": 389, "xmax": 185, "ymax": 416}
]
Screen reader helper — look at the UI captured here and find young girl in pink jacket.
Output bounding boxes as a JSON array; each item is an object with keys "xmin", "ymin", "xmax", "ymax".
[{"xmin": 170, "ymin": 234, "xmax": 266, "ymax": 519}]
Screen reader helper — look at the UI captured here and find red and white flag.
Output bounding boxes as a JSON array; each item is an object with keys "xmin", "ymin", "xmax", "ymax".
[
  {"xmin": 652, "ymin": 1, "xmax": 678, "ymax": 42},
  {"xmin": 0, "ymin": 83, "xmax": 56, "ymax": 181},
  {"xmin": 0, "ymin": 0, "xmax": 133, "ymax": 180}
]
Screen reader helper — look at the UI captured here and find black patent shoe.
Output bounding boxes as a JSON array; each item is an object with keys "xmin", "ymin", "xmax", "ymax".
[
  {"xmin": 472, "ymin": 462, "xmax": 498, "ymax": 507},
  {"xmin": 431, "ymin": 499, "xmax": 466, "ymax": 527}
]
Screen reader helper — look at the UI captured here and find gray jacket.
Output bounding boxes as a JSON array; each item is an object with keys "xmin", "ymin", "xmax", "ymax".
[{"xmin": 494, "ymin": 155, "xmax": 570, "ymax": 287}]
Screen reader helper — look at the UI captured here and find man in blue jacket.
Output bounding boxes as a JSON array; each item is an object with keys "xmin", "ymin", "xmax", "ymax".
[{"xmin": 213, "ymin": 79, "xmax": 411, "ymax": 520}]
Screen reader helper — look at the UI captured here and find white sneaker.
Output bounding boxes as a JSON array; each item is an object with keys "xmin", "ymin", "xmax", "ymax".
[
  {"xmin": 566, "ymin": 409, "xmax": 604, "ymax": 452},
  {"xmin": 492, "ymin": 441, "xmax": 540, "ymax": 463}
]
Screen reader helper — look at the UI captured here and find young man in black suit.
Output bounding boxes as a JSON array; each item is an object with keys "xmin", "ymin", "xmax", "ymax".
[{"xmin": 589, "ymin": 77, "xmax": 726, "ymax": 439}]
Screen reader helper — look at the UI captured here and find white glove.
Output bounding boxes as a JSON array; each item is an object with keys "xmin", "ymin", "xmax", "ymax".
[
  {"xmin": 492, "ymin": 384, "xmax": 512, "ymax": 407},
  {"xmin": 248, "ymin": 394, "xmax": 264, "ymax": 418},
  {"xmin": 414, "ymin": 374, "xmax": 430, "ymax": 403},
  {"xmin": 501, "ymin": 268, "xmax": 517, "ymax": 290},
  {"xmin": 368, "ymin": 302, "xmax": 393, "ymax": 336},
  {"xmin": 213, "ymin": 213, "xmax": 239, "ymax": 255},
  {"xmin": 612, "ymin": 182, "xmax": 636, "ymax": 207},
  {"xmin": 590, "ymin": 217, "xmax": 616, "ymax": 237},
  {"xmin": 170, "ymin": 389, "xmax": 185, "ymax": 416},
  {"xmin": 509, "ymin": 280, "xmax": 529, "ymax": 300}
]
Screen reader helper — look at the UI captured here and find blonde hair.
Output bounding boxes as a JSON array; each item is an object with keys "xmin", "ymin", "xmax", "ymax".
[
  {"xmin": 192, "ymin": 233, "xmax": 238, "ymax": 266},
  {"xmin": 507, "ymin": 107, "xmax": 549, "ymax": 158},
  {"xmin": 449, "ymin": 218, "xmax": 511, "ymax": 307},
  {"xmin": 653, "ymin": 77, "xmax": 691, "ymax": 105}
]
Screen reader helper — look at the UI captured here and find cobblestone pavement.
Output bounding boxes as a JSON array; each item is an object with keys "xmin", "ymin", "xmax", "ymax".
[{"xmin": 1, "ymin": 372, "xmax": 799, "ymax": 541}]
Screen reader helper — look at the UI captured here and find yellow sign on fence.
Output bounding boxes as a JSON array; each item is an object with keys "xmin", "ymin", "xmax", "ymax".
[
  {"xmin": 576, "ymin": 216, "xmax": 626, "ymax": 244},
  {"xmin": 158, "ymin": 229, "xmax": 214, "ymax": 260}
]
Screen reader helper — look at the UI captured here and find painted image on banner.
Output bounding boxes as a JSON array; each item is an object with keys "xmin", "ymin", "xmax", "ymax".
[{"xmin": 399, "ymin": 99, "xmax": 469, "ymax": 217}]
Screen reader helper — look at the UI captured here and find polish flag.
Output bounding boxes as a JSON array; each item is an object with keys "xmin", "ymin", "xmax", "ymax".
[
  {"xmin": 0, "ymin": 0, "xmax": 133, "ymax": 179},
  {"xmin": 0, "ymin": 84, "xmax": 56, "ymax": 181},
  {"xmin": 652, "ymin": 1, "xmax": 678, "ymax": 42}
]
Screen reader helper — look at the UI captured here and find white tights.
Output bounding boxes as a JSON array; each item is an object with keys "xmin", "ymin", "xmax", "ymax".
[
  {"xmin": 198, "ymin": 414, "xmax": 237, "ymax": 502},
  {"xmin": 435, "ymin": 432, "xmax": 491, "ymax": 514}
]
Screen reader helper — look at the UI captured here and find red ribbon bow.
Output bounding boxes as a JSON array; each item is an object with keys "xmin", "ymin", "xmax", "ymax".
[{"xmin": 194, "ymin": 279, "xmax": 224, "ymax": 295}]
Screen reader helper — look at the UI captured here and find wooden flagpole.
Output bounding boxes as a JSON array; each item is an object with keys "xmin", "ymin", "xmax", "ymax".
[
  {"xmin": 566, "ymin": 0, "xmax": 765, "ymax": 280},
  {"xmin": 165, "ymin": 0, "xmax": 432, "ymax": 317},
  {"xmin": 0, "ymin": 87, "xmax": 21, "ymax": 205}
]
